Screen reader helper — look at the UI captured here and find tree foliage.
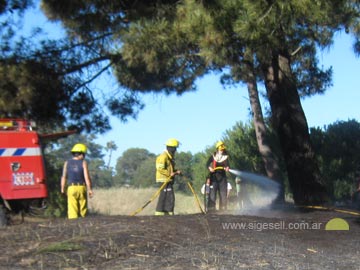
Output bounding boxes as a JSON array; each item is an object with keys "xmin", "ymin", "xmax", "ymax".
[
  {"xmin": 115, "ymin": 148, "xmax": 155, "ymax": 186},
  {"xmin": 38, "ymin": 0, "xmax": 360, "ymax": 204},
  {"xmin": 224, "ymin": 122, "xmax": 266, "ymax": 172},
  {"xmin": 0, "ymin": 0, "xmax": 146, "ymax": 132},
  {"xmin": 310, "ymin": 119, "xmax": 360, "ymax": 200},
  {"xmin": 1, "ymin": 0, "xmax": 359, "ymax": 204},
  {"xmin": 172, "ymin": 151, "xmax": 194, "ymax": 193},
  {"xmin": 132, "ymin": 157, "xmax": 156, "ymax": 188}
]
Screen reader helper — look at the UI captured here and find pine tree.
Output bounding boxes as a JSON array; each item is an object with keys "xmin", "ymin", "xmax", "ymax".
[{"xmin": 9, "ymin": 0, "xmax": 359, "ymax": 204}]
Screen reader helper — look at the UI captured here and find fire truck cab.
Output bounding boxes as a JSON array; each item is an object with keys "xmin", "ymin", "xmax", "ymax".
[{"xmin": 0, "ymin": 119, "xmax": 48, "ymax": 225}]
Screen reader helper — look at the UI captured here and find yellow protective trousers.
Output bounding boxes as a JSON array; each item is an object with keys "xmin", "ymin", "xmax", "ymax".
[{"xmin": 67, "ymin": 185, "xmax": 88, "ymax": 219}]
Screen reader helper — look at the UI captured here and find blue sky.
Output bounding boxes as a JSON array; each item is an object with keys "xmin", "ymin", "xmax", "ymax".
[
  {"xmin": 97, "ymin": 32, "xmax": 360, "ymax": 166},
  {"xmin": 20, "ymin": 5, "xmax": 360, "ymax": 166}
]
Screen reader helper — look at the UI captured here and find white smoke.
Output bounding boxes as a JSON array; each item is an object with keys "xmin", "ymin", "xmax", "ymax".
[
  {"xmin": 229, "ymin": 169, "xmax": 280, "ymax": 191},
  {"xmin": 228, "ymin": 169, "xmax": 281, "ymax": 215}
]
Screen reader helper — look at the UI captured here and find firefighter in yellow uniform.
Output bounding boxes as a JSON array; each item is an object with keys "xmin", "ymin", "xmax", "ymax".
[
  {"xmin": 61, "ymin": 143, "xmax": 93, "ymax": 219},
  {"xmin": 155, "ymin": 138, "xmax": 182, "ymax": 215}
]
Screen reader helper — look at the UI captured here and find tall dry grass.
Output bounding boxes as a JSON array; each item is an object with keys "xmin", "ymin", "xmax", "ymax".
[
  {"xmin": 88, "ymin": 187, "xmax": 203, "ymax": 216},
  {"xmin": 88, "ymin": 185, "xmax": 280, "ymax": 216}
]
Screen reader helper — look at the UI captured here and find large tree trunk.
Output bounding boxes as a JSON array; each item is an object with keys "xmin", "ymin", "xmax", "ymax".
[
  {"xmin": 263, "ymin": 52, "xmax": 328, "ymax": 205},
  {"xmin": 245, "ymin": 65, "xmax": 285, "ymax": 203}
]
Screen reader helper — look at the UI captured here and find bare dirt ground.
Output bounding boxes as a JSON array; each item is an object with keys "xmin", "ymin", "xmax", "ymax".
[{"xmin": 0, "ymin": 206, "xmax": 359, "ymax": 270}]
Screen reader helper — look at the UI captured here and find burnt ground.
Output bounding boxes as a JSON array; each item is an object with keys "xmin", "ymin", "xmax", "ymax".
[{"xmin": 0, "ymin": 206, "xmax": 359, "ymax": 270}]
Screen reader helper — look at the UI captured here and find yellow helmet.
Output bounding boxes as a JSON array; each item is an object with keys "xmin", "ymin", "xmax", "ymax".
[
  {"xmin": 165, "ymin": 138, "xmax": 180, "ymax": 147},
  {"xmin": 215, "ymin": 141, "xmax": 226, "ymax": 150},
  {"xmin": 71, "ymin": 143, "xmax": 87, "ymax": 153}
]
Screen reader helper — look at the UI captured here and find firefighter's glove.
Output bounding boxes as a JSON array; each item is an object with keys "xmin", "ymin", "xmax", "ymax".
[{"xmin": 171, "ymin": 170, "xmax": 182, "ymax": 177}]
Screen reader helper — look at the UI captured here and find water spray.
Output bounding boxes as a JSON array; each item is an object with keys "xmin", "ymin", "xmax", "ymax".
[
  {"xmin": 227, "ymin": 169, "xmax": 281, "ymax": 212},
  {"xmin": 229, "ymin": 169, "xmax": 280, "ymax": 191}
]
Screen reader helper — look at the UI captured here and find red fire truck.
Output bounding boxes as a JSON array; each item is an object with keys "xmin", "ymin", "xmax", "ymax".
[{"xmin": 0, "ymin": 119, "xmax": 75, "ymax": 226}]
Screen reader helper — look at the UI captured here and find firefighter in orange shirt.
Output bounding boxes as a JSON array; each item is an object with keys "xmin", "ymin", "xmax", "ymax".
[{"xmin": 206, "ymin": 141, "xmax": 230, "ymax": 211}]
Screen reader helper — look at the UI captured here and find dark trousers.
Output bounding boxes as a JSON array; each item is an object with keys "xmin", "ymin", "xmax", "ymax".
[
  {"xmin": 156, "ymin": 183, "xmax": 175, "ymax": 213},
  {"xmin": 208, "ymin": 179, "xmax": 228, "ymax": 211}
]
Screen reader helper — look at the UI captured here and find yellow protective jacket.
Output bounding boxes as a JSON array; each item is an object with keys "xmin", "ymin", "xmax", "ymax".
[{"xmin": 156, "ymin": 150, "xmax": 174, "ymax": 182}]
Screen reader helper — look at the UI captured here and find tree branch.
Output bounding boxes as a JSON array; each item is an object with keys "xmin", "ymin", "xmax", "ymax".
[
  {"xmin": 62, "ymin": 55, "xmax": 112, "ymax": 75},
  {"xmin": 291, "ymin": 46, "xmax": 302, "ymax": 56},
  {"xmin": 72, "ymin": 62, "xmax": 113, "ymax": 92}
]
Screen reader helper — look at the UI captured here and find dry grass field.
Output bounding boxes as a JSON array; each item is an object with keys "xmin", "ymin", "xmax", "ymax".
[
  {"xmin": 88, "ymin": 187, "xmax": 203, "ymax": 216},
  {"xmin": 87, "ymin": 185, "xmax": 282, "ymax": 217}
]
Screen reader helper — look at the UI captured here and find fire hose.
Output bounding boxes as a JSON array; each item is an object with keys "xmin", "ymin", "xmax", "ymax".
[
  {"xmin": 298, "ymin": 205, "xmax": 360, "ymax": 216},
  {"xmin": 130, "ymin": 180, "xmax": 169, "ymax": 216},
  {"xmin": 130, "ymin": 176, "xmax": 205, "ymax": 216},
  {"xmin": 187, "ymin": 181, "xmax": 205, "ymax": 214}
]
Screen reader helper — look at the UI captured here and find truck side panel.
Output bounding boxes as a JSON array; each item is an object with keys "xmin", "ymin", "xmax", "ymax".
[{"xmin": 0, "ymin": 131, "xmax": 48, "ymax": 200}]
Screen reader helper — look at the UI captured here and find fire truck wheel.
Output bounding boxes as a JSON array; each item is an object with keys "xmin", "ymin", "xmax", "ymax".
[{"xmin": 0, "ymin": 205, "xmax": 7, "ymax": 227}]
